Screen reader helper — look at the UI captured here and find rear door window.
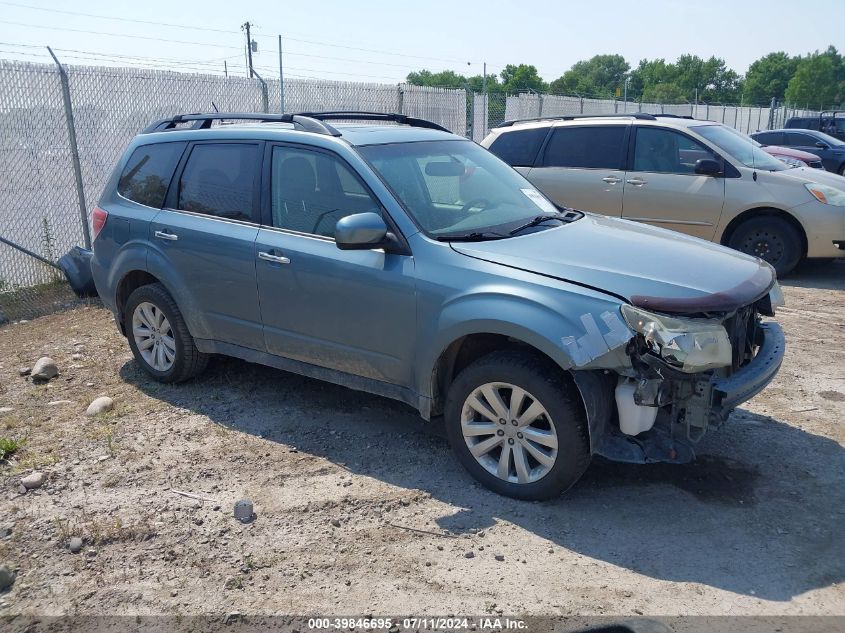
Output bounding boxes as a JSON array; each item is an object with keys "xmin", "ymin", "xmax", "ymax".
[
  {"xmin": 754, "ymin": 131, "xmax": 783, "ymax": 145},
  {"xmin": 117, "ymin": 142, "xmax": 186, "ymax": 208},
  {"xmin": 177, "ymin": 143, "xmax": 260, "ymax": 222},
  {"xmin": 487, "ymin": 127, "xmax": 549, "ymax": 167},
  {"xmin": 541, "ymin": 126, "xmax": 626, "ymax": 169}
]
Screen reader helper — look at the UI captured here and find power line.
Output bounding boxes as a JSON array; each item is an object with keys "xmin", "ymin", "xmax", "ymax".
[
  {"xmin": 0, "ymin": 1, "xmax": 479, "ymax": 66},
  {"xmin": 0, "ymin": 20, "xmax": 243, "ymax": 50}
]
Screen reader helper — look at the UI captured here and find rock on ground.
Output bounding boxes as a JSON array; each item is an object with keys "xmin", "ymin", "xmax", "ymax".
[
  {"xmin": 30, "ymin": 357, "xmax": 58, "ymax": 381},
  {"xmin": 0, "ymin": 565, "xmax": 14, "ymax": 591},
  {"xmin": 85, "ymin": 396, "xmax": 114, "ymax": 417},
  {"xmin": 20, "ymin": 472, "xmax": 45, "ymax": 489}
]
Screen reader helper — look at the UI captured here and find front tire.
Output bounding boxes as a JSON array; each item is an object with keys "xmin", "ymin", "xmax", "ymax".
[
  {"xmin": 444, "ymin": 350, "xmax": 591, "ymax": 500},
  {"xmin": 727, "ymin": 215, "xmax": 802, "ymax": 277},
  {"xmin": 124, "ymin": 283, "xmax": 208, "ymax": 383}
]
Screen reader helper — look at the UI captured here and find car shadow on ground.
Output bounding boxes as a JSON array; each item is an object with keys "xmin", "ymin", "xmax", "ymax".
[
  {"xmin": 780, "ymin": 259, "xmax": 845, "ymax": 291},
  {"xmin": 122, "ymin": 356, "xmax": 845, "ymax": 603}
]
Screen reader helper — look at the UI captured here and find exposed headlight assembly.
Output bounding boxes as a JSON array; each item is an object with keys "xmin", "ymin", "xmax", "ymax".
[
  {"xmin": 621, "ymin": 305, "xmax": 732, "ymax": 373},
  {"xmin": 805, "ymin": 183, "xmax": 845, "ymax": 207}
]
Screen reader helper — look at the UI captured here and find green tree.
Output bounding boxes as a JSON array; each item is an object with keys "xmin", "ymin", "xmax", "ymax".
[
  {"xmin": 406, "ymin": 69, "xmax": 467, "ymax": 88},
  {"xmin": 548, "ymin": 54, "xmax": 630, "ymax": 97},
  {"xmin": 743, "ymin": 52, "xmax": 799, "ymax": 104},
  {"xmin": 641, "ymin": 82, "xmax": 687, "ymax": 104},
  {"xmin": 785, "ymin": 48, "xmax": 842, "ymax": 107},
  {"xmin": 499, "ymin": 64, "xmax": 547, "ymax": 93}
]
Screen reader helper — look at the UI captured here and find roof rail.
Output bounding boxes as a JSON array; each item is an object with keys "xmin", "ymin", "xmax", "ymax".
[
  {"xmin": 142, "ymin": 113, "xmax": 342, "ymax": 136},
  {"xmin": 298, "ymin": 111, "xmax": 451, "ymax": 132},
  {"xmin": 141, "ymin": 111, "xmax": 451, "ymax": 136},
  {"xmin": 650, "ymin": 113, "xmax": 695, "ymax": 120},
  {"xmin": 495, "ymin": 112, "xmax": 656, "ymax": 128},
  {"xmin": 819, "ymin": 110, "xmax": 844, "ymax": 118}
]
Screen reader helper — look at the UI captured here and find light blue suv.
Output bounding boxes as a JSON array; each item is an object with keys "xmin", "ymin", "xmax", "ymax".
[{"xmin": 91, "ymin": 112, "xmax": 786, "ymax": 499}]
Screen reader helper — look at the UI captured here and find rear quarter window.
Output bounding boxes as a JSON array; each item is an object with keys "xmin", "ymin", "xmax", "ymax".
[
  {"xmin": 117, "ymin": 142, "xmax": 186, "ymax": 208},
  {"xmin": 487, "ymin": 127, "xmax": 549, "ymax": 167}
]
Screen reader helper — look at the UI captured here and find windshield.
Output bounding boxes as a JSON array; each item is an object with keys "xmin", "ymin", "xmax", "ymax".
[
  {"xmin": 357, "ymin": 140, "xmax": 563, "ymax": 237},
  {"xmin": 692, "ymin": 124, "xmax": 788, "ymax": 171}
]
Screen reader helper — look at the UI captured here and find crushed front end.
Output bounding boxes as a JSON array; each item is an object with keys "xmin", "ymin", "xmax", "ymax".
[{"xmin": 591, "ymin": 278, "xmax": 786, "ymax": 464}]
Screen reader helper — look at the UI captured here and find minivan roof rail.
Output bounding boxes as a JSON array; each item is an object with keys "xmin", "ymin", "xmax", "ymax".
[
  {"xmin": 496, "ymin": 113, "xmax": 657, "ymax": 128},
  {"xmin": 650, "ymin": 113, "xmax": 695, "ymax": 119},
  {"xmin": 142, "ymin": 111, "xmax": 450, "ymax": 135}
]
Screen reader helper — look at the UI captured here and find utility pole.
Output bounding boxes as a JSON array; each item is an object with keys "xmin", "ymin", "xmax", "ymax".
[
  {"xmin": 278, "ymin": 35, "xmax": 285, "ymax": 113},
  {"xmin": 242, "ymin": 21, "xmax": 254, "ymax": 78}
]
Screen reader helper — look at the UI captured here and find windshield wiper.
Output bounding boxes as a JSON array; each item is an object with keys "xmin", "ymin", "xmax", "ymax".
[
  {"xmin": 435, "ymin": 231, "xmax": 509, "ymax": 242},
  {"xmin": 508, "ymin": 213, "xmax": 567, "ymax": 236}
]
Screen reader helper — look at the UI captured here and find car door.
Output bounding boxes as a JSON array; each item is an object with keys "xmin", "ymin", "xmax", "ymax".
[
  {"xmin": 524, "ymin": 124, "xmax": 628, "ymax": 216},
  {"xmin": 150, "ymin": 140, "xmax": 264, "ymax": 350},
  {"xmin": 621, "ymin": 126, "xmax": 725, "ymax": 240},
  {"xmin": 254, "ymin": 143, "xmax": 416, "ymax": 386},
  {"xmin": 783, "ymin": 131, "xmax": 834, "ymax": 170}
]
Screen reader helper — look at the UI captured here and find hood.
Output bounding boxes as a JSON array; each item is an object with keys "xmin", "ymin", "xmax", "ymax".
[
  {"xmin": 773, "ymin": 165, "xmax": 845, "ymax": 187},
  {"xmin": 762, "ymin": 145, "xmax": 820, "ymax": 162},
  {"xmin": 451, "ymin": 214, "xmax": 774, "ymax": 313}
]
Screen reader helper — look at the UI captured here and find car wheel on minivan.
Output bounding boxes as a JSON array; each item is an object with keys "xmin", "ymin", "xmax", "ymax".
[
  {"xmin": 124, "ymin": 283, "xmax": 208, "ymax": 383},
  {"xmin": 728, "ymin": 215, "xmax": 802, "ymax": 277},
  {"xmin": 444, "ymin": 350, "xmax": 591, "ymax": 500}
]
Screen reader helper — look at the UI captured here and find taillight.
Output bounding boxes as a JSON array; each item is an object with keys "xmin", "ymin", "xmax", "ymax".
[{"xmin": 92, "ymin": 207, "xmax": 108, "ymax": 240}]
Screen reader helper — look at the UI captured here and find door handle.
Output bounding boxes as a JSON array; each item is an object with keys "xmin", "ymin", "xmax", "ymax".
[
  {"xmin": 154, "ymin": 230, "xmax": 178, "ymax": 241},
  {"xmin": 626, "ymin": 178, "xmax": 647, "ymax": 186},
  {"xmin": 258, "ymin": 251, "xmax": 290, "ymax": 264},
  {"xmin": 602, "ymin": 176, "xmax": 621, "ymax": 184}
]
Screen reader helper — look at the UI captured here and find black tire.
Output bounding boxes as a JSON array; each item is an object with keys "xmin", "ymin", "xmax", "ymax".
[
  {"xmin": 444, "ymin": 349, "xmax": 590, "ymax": 500},
  {"xmin": 727, "ymin": 215, "xmax": 802, "ymax": 277},
  {"xmin": 124, "ymin": 283, "xmax": 208, "ymax": 383},
  {"xmin": 838, "ymin": 164, "xmax": 845, "ymax": 177}
]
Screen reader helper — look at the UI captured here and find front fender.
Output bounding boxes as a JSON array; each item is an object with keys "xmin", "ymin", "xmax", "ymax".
[{"xmin": 415, "ymin": 287, "xmax": 632, "ymax": 400}]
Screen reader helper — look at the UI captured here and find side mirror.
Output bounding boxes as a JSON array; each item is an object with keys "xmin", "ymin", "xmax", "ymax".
[
  {"xmin": 815, "ymin": 141, "xmax": 828, "ymax": 149},
  {"xmin": 335, "ymin": 212, "xmax": 389, "ymax": 251},
  {"xmin": 694, "ymin": 158, "xmax": 722, "ymax": 176}
]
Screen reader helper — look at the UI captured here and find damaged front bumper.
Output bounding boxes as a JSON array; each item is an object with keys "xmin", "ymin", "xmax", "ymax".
[{"xmin": 589, "ymin": 321, "xmax": 785, "ymax": 465}]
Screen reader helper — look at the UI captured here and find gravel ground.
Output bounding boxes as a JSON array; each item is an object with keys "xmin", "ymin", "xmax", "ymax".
[{"xmin": 0, "ymin": 260, "xmax": 843, "ymax": 619}]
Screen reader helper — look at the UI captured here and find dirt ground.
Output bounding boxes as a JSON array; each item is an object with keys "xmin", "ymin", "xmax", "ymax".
[{"xmin": 0, "ymin": 260, "xmax": 843, "ymax": 619}]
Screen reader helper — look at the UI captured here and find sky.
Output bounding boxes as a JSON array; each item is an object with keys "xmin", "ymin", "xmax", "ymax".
[{"xmin": 0, "ymin": 0, "xmax": 840, "ymax": 84}]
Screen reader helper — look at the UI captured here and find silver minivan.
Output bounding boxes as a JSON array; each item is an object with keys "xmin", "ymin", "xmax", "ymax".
[{"xmin": 482, "ymin": 113, "xmax": 845, "ymax": 276}]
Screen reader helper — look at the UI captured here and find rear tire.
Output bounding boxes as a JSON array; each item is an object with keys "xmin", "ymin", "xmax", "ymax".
[
  {"xmin": 727, "ymin": 215, "xmax": 802, "ymax": 277},
  {"xmin": 124, "ymin": 283, "xmax": 208, "ymax": 383},
  {"xmin": 444, "ymin": 349, "xmax": 590, "ymax": 500},
  {"xmin": 838, "ymin": 164, "xmax": 845, "ymax": 177}
]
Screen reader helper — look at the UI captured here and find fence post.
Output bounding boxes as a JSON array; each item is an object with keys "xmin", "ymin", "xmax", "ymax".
[
  {"xmin": 47, "ymin": 47, "xmax": 91, "ymax": 249},
  {"xmin": 396, "ymin": 85, "xmax": 404, "ymax": 114},
  {"xmin": 466, "ymin": 87, "xmax": 474, "ymax": 140},
  {"xmin": 253, "ymin": 70, "xmax": 269, "ymax": 113},
  {"xmin": 538, "ymin": 94, "xmax": 544, "ymax": 118},
  {"xmin": 579, "ymin": 96, "xmax": 584, "ymax": 114}
]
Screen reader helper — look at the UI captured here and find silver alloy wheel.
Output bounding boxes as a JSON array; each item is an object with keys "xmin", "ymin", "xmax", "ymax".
[
  {"xmin": 460, "ymin": 382, "xmax": 559, "ymax": 484},
  {"xmin": 132, "ymin": 301, "xmax": 176, "ymax": 372}
]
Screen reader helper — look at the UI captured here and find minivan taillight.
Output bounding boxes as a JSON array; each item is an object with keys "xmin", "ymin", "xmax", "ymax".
[{"xmin": 92, "ymin": 207, "xmax": 108, "ymax": 240}]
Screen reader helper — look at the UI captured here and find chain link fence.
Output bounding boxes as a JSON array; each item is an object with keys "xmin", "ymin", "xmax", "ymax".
[
  {"xmin": 0, "ymin": 57, "xmax": 835, "ymax": 323},
  {"xmin": 0, "ymin": 60, "xmax": 469, "ymax": 323}
]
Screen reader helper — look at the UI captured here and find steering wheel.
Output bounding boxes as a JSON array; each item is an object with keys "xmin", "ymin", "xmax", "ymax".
[{"xmin": 460, "ymin": 198, "xmax": 491, "ymax": 214}]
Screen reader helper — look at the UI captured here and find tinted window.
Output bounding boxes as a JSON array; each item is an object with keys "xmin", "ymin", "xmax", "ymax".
[
  {"xmin": 117, "ymin": 142, "xmax": 186, "ymax": 208},
  {"xmin": 753, "ymin": 132, "xmax": 782, "ymax": 145},
  {"xmin": 488, "ymin": 127, "xmax": 548, "ymax": 166},
  {"xmin": 177, "ymin": 143, "xmax": 259, "ymax": 222},
  {"xmin": 270, "ymin": 146, "xmax": 381, "ymax": 237},
  {"xmin": 633, "ymin": 127, "xmax": 717, "ymax": 174},
  {"xmin": 542, "ymin": 126, "xmax": 626, "ymax": 169}
]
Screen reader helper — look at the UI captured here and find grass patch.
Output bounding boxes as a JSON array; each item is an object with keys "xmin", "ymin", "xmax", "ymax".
[{"xmin": 0, "ymin": 437, "xmax": 24, "ymax": 459}]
